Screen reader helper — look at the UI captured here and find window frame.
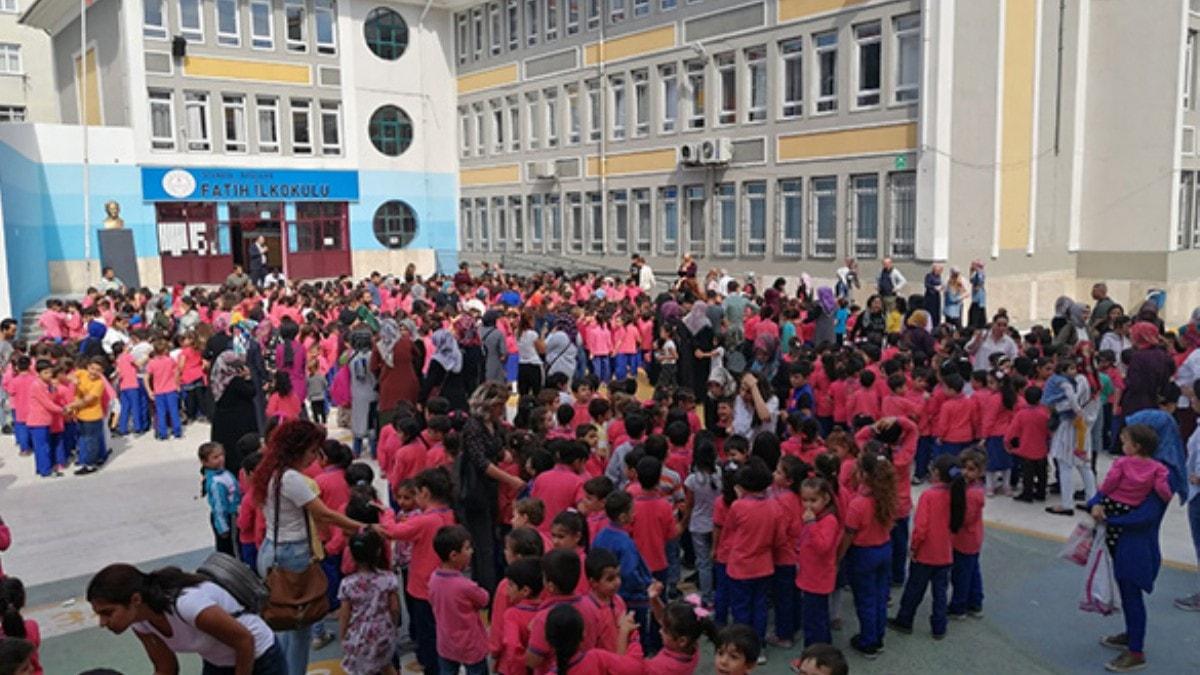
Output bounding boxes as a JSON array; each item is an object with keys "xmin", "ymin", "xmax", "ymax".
[
  {"xmin": 529, "ymin": 194, "xmax": 544, "ymax": 249},
  {"xmin": 284, "ymin": 0, "xmax": 307, "ymax": 52},
  {"xmin": 473, "ymin": 103, "xmax": 486, "ymax": 156},
  {"xmin": 544, "ymin": 87, "xmax": 559, "ymax": 148},
  {"xmin": 588, "ymin": 192, "xmax": 604, "ymax": 253},
  {"xmin": 250, "ymin": 0, "xmax": 275, "ymax": 50},
  {"xmin": 567, "ymin": 0, "xmax": 580, "ymax": 35},
  {"xmin": 810, "ymin": 175, "xmax": 837, "ymax": 258},
  {"xmin": 456, "ymin": 13, "xmax": 469, "ymax": 63},
  {"xmin": 525, "ymin": 92, "xmax": 540, "ymax": 149},
  {"xmin": 660, "ymin": 64, "xmax": 678, "ymax": 133},
  {"xmin": 508, "ymin": 95, "xmax": 522, "ymax": 151},
  {"xmin": 476, "ymin": 197, "xmax": 491, "ymax": 251},
  {"xmin": 609, "ymin": 0, "xmax": 624, "ymax": 24},
  {"xmin": 545, "ymin": 0, "xmax": 559, "ymax": 41},
  {"xmin": 745, "ymin": 45, "xmax": 767, "ymax": 123},
  {"xmin": 472, "ymin": 7, "xmax": 485, "ymax": 59},
  {"xmin": 491, "ymin": 100, "xmax": 506, "ymax": 153},
  {"xmin": 319, "ymin": 101, "xmax": 341, "ymax": 155},
  {"xmin": 314, "ymin": 0, "xmax": 338, "ymax": 55},
  {"xmin": 633, "ymin": 0, "xmax": 649, "ymax": 17},
  {"xmin": 586, "ymin": 79, "xmax": 602, "ymax": 142},
  {"xmin": 149, "ymin": 90, "xmax": 176, "ymax": 150},
  {"xmin": 178, "ymin": 0, "xmax": 204, "ymax": 43},
  {"xmin": 849, "ymin": 173, "xmax": 880, "ymax": 258},
  {"xmin": 743, "ymin": 180, "xmax": 767, "ymax": 255},
  {"xmin": 853, "ymin": 21, "xmax": 882, "ymax": 109},
  {"xmin": 633, "ymin": 69, "xmax": 650, "ymax": 137},
  {"xmin": 686, "ymin": 59, "xmax": 706, "ymax": 130},
  {"xmin": 290, "ymin": 98, "xmax": 313, "ymax": 154},
  {"xmin": 715, "ymin": 182, "xmax": 736, "ymax": 256},
  {"xmin": 609, "ymin": 74, "xmax": 627, "ymax": 140},
  {"xmin": 222, "ymin": 94, "xmax": 248, "ymax": 153},
  {"xmin": 183, "ymin": 91, "xmax": 212, "ymax": 152},
  {"xmin": 814, "ymin": 30, "xmax": 838, "ymax": 114},
  {"xmin": 609, "ymin": 189, "xmax": 629, "ymax": 254},
  {"xmin": 567, "ymin": 192, "xmax": 584, "ymax": 253},
  {"xmin": 461, "ymin": 199, "xmax": 475, "ymax": 251},
  {"xmin": 506, "ymin": 0, "xmax": 520, "ymax": 50},
  {"xmin": 659, "ymin": 185, "xmax": 679, "ymax": 255},
  {"xmin": 0, "ymin": 105, "xmax": 26, "ymax": 122},
  {"xmin": 546, "ymin": 193, "xmax": 563, "ymax": 250},
  {"xmin": 489, "ymin": 2, "xmax": 503, "ymax": 55},
  {"xmin": 888, "ymin": 171, "xmax": 917, "ymax": 258},
  {"xmin": 492, "ymin": 196, "xmax": 509, "ymax": 251},
  {"xmin": 459, "ymin": 107, "xmax": 471, "ymax": 158},
  {"xmin": 566, "ymin": 83, "xmax": 581, "ymax": 145},
  {"xmin": 778, "ymin": 178, "xmax": 803, "ymax": 257},
  {"xmin": 586, "ymin": 0, "xmax": 600, "ymax": 30},
  {"xmin": 893, "ymin": 13, "xmax": 921, "ymax": 104},
  {"xmin": 216, "ymin": 0, "xmax": 241, "ymax": 47},
  {"xmin": 780, "ymin": 38, "xmax": 803, "ymax": 119},
  {"xmin": 715, "ymin": 52, "xmax": 736, "ymax": 126},
  {"xmin": 0, "ymin": 43, "xmax": 21, "ymax": 75},
  {"xmin": 525, "ymin": 0, "xmax": 539, "ymax": 46},
  {"xmin": 633, "ymin": 187, "xmax": 652, "ymax": 252},
  {"xmin": 685, "ymin": 184, "xmax": 706, "ymax": 255},
  {"xmin": 256, "ymin": 95, "xmax": 280, "ymax": 153},
  {"xmin": 144, "ymin": 0, "xmax": 168, "ymax": 39},
  {"xmin": 511, "ymin": 195, "xmax": 526, "ymax": 251}
]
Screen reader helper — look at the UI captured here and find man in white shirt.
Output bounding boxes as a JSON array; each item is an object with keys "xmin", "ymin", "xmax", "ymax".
[
  {"xmin": 634, "ymin": 255, "xmax": 656, "ymax": 293},
  {"xmin": 877, "ymin": 257, "xmax": 907, "ymax": 304}
]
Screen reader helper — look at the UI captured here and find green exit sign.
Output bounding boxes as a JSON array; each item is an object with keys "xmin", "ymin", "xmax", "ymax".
[{"xmin": 894, "ymin": 155, "xmax": 909, "ymax": 170}]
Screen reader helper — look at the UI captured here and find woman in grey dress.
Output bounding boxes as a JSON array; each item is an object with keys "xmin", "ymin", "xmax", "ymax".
[
  {"xmin": 347, "ymin": 329, "xmax": 377, "ymax": 457},
  {"xmin": 479, "ymin": 310, "xmax": 507, "ymax": 384}
]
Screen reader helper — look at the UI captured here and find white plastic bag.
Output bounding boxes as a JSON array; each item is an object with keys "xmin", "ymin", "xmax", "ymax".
[
  {"xmin": 1059, "ymin": 521, "xmax": 1094, "ymax": 566},
  {"xmin": 1079, "ymin": 525, "xmax": 1120, "ymax": 616}
]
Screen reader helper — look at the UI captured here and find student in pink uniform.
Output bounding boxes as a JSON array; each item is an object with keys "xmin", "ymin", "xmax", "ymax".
[
  {"xmin": 613, "ymin": 315, "xmax": 640, "ymax": 380},
  {"xmin": 385, "ymin": 417, "xmax": 426, "ymax": 492},
  {"xmin": 37, "ymin": 300, "xmax": 64, "ymax": 343},
  {"xmin": 428, "ymin": 525, "xmax": 490, "ymax": 674},
  {"xmin": 0, "ymin": 576, "xmax": 42, "ymax": 674},
  {"xmin": 530, "ymin": 441, "xmax": 588, "ymax": 532},
  {"xmin": 724, "ymin": 458, "xmax": 784, "ymax": 643},
  {"xmin": 949, "ymin": 449, "xmax": 987, "ymax": 619},
  {"xmin": 980, "ymin": 372, "xmax": 1019, "ymax": 495},
  {"xmin": 495, "ymin": 557, "xmax": 544, "ymax": 675},
  {"xmin": 146, "ymin": 340, "xmax": 182, "ymax": 439},
  {"xmin": 525, "ymin": 550, "xmax": 606, "ymax": 674},
  {"xmin": 934, "ymin": 373, "xmax": 975, "ymax": 459},
  {"xmin": 265, "ymin": 371, "xmax": 302, "ymax": 422},
  {"xmin": 177, "ymin": 334, "xmax": 208, "ymax": 423},
  {"xmin": 889, "ymin": 454, "xmax": 966, "ymax": 640},
  {"xmin": 637, "ymin": 312, "xmax": 655, "ymax": 376},
  {"xmin": 114, "ymin": 345, "xmax": 147, "ymax": 435},
  {"xmin": 641, "ymin": 597, "xmax": 720, "ymax": 675},
  {"xmin": 7, "ymin": 356, "xmax": 34, "ymax": 454},
  {"xmin": 1006, "ymin": 387, "xmax": 1051, "ymax": 502},
  {"xmin": 629, "ymin": 459, "xmax": 679, "ymax": 593},
  {"xmin": 794, "ymin": 476, "xmax": 841, "ymax": 650},
  {"xmin": 26, "ymin": 360, "xmax": 67, "ymax": 478},
  {"xmin": 539, "ymin": 603, "xmax": 640, "ymax": 675},
  {"xmin": 587, "ymin": 315, "xmax": 614, "ymax": 384},
  {"xmin": 550, "ymin": 511, "xmax": 591, "ymax": 596},
  {"xmin": 838, "ymin": 452, "xmax": 896, "ymax": 659},
  {"xmin": 769, "ymin": 456, "xmax": 807, "ymax": 648},
  {"xmin": 847, "ymin": 371, "xmax": 882, "ymax": 424},
  {"xmin": 377, "ymin": 468, "xmax": 457, "ymax": 674},
  {"xmin": 488, "ymin": 527, "xmax": 545, "ymax": 664}
]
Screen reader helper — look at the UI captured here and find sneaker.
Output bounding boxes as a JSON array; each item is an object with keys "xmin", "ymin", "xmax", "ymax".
[
  {"xmin": 1104, "ymin": 651, "xmax": 1146, "ymax": 672},
  {"xmin": 849, "ymin": 635, "xmax": 881, "ymax": 660},
  {"xmin": 968, "ymin": 607, "xmax": 984, "ymax": 618},
  {"xmin": 1173, "ymin": 592, "xmax": 1200, "ymax": 611},
  {"xmin": 932, "ymin": 632, "xmax": 946, "ymax": 641},
  {"xmin": 887, "ymin": 618, "xmax": 913, "ymax": 635},
  {"xmin": 73, "ymin": 466, "xmax": 97, "ymax": 476},
  {"xmin": 948, "ymin": 612, "xmax": 968, "ymax": 621},
  {"xmin": 765, "ymin": 636, "xmax": 793, "ymax": 649},
  {"xmin": 1099, "ymin": 633, "xmax": 1129, "ymax": 651},
  {"xmin": 756, "ymin": 654, "xmax": 768, "ymax": 665},
  {"xmin": 311, "ymin": 632, "xmax": 335, "ymax": 651}
]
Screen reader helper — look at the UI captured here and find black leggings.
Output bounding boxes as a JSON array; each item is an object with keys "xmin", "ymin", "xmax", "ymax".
[{"xmin": 517, "ymin": 363, "xmax": 543, "ymax": 396}]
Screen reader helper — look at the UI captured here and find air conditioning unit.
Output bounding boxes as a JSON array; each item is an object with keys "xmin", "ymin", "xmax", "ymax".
[
  {"xmin": 678, "ymin": 142, "xmax": 702, "ymax": 166},
  {"xmin": 532, "ymin": 161, "xmax": 557, "ymax": 179},
  {"xmin": 700, "ymin": 137, "xmax": 733, "ymax": 165}
]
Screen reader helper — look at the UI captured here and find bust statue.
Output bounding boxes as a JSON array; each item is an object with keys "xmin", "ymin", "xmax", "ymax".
[{"xmin": 102, "ymin": 200, "xmax": 124, "ymax": 229}]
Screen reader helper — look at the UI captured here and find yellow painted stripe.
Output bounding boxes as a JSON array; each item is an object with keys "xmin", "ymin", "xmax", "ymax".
[
  {"xmin": 778, "ymin": 0, "xmax": 870, "ymax": 23},
  {"xmin": 457, "ymin": 64, "xmax": 520, "ymax": 95},
  {"xmin": 460, "ymin": 164, "xmax": 521, "ymax": 186},
  {"xmin": 998, "ymin": 0, "xmax": 1038, "ymax": 249},
  {"xmin": 777, "ymin": 122, "xmax": 917, "ymax": 161},
  {"xmin": 583, "ymin": 25, "xmax": 676, "ymax": 66},
  {"xmin": 182, "ymin": 56, "xmax": 310, "ymax": 84},
  {"xmin": 586, "ymin": 148, "xmax": 678, "ymax": 177}
]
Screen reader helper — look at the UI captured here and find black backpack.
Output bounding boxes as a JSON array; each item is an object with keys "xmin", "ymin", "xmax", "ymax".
[{"xmin": 197, "ymin": 552, "xmax": 268, "ymax": 616}]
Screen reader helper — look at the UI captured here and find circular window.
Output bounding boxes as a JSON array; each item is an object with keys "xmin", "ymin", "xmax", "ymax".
[
  {"xmin": 363, "ymin": 7, "xmax": 409, "ymax": 60},
  {"xmin": 373, "ymin": 200, "xmax": 418, "ymax": 248},
  {"xmin": 368, "ymin": 105, "xmax": 413, "ymax": 156}
]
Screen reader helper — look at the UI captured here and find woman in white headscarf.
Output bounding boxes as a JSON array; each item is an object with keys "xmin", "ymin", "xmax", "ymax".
[
  {"xmin": 371, "ymin": 318, "xmax": 422, "ymax": 427},
  {"xmin": 679, "ymin": 299, "xmax": 717, "ymax": 406},
  {"xmin": 421, "ymin": 328, "xmax": 468, "ymax": 411}
]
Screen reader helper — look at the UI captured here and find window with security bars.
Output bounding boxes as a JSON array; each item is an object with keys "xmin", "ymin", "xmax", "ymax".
[
  {"xmin": 778, "ymin": 179, "xmax": 803, "ymax": 256},
  {"xmin": 716, "ymin": 184, "xmax": 736, "ymax": 255},
  {"xmin": 1179, "ymin": 171, "xmax": 1195, "ymax": 249},
  {"xmin": 659, "ymin": 186, "xmax": 678, "ymax": 255},
  {"xmin": 546, "ymin": 194, "xmax": 562, "ymax": 250},
  {"xmin": 610, "ymin": 189, "xmax": 629, "ymax": 254},
  {"xmin": 849, "ymin": 174, "xmax": 879, "ymax": 258},
  {"xmin": 633, "ymin": 188, "xmax": 652, "ymax": 252},
  {"xmin": 476, "ymin": 198, "xmax": 490, "ymax": 250},
  {"xmin": 888, "ymin": 171, "xmax": 917, "ymax": 258},
  {"xmin": 529, "ymin": 194, "xmax": 544, "ymax": 249},
  {"xmin": 493, "ymin": 197, "xmax": 508, "ymax": 251},
  {"xmin": 588, "ymin": 192, "xmax": 604, "ymax": 253},
  {"xmin": 686, "ymin": 185, "xmax": 705, "ymax": 254},
  {"xmin": 510, "ymin": 196, "xmax": 524, "ymax": 251},
  {"xmin": 744, "ymin": 181, "xmax": 767, "ymax": 255},
  {"xmin": 567, "ymin": 193, "xmax": 584, "ymax": 252},
  {"xmin": 810, "ymin": 176, "xmax": 837, "ymax": 258},
  {"xmin": 461, "ymin": 199, "xmax": 475, "ymax": 251}
]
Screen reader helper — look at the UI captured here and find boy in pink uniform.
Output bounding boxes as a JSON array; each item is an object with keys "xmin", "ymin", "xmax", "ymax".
[
  {"xmin": 146, "ymin": 340, "xmax": 182, "ymax": 439},
  {"xmin": 529, "ymin": 441, "xmax": 588, "ymax": 532},
  {"xmin": 724, "ymin": 459, "xmax": 784, "ymax": 642},
  {"xmin": 1006, "ymin": 387, "xmax": 1051, "ymax": 501},
  {"xmin": 525, "ymin": 549, "xmax": 605, "ymax": 674},
  {"xmin": 613, "ymin": 316, "xmax": 640, "ymax": 380},
  {"xmin": 428, "ymin": 525, "xmax": 490, "ymax": 674},
  {"xmin": 934, "ymin": 374, "xmax": 975, "ymax": 457},
  {"xmin": 27, "ymin": 359, "xmax": 68, "ymax": 477},
  {"xmin": 847, "ymin": 371, "xmax": 882, "ymax": 423},
  {"xmin": 495, "ymin": 557, "xmax": 544, "ymax": 675},
  {"xmin": 7, "ymin": 356, "xmax": 34, "ymax": 454},
  {"xmin": 37, "ymin": 300, "xmax": 64, "ymax": 342},
  {"xmin": 114, "ymin": 346, "xmax": 147, "ymax": 435}
]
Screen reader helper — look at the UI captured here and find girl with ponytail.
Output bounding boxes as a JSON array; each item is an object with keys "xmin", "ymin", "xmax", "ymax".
[
  {"xmin": 889, "ymin": 454, "xmax": 967, "ymax": 640},
  {"xmin": 0, "ymin": 577, "xmax": 39, "ymax": 674},
  {"xmin": 836, "ymin": 449, "xmax": 896, "ymax": 659},
  {"xmin": 542, "ymin": 603, "xmax": 640, "ymax": 673}
]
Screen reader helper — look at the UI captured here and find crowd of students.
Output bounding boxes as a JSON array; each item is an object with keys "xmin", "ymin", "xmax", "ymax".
[{"xmin": 0, "ymin": 258, "xmax": 1197, "ymax": 674}]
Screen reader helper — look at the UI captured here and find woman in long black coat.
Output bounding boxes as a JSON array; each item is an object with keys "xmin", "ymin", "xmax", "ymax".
[{"xmin": 209, "ymin": 351, "xmax": 260, "ymax": 471}]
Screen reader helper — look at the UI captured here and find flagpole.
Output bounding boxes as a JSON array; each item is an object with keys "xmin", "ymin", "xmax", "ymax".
[{"xmin": 81, "ymin": 0, "xmax": 91, "ymax": 278}]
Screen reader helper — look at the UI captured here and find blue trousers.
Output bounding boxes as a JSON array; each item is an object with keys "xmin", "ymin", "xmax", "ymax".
[
  {"xmin": 772, "ymin": 565, "xmax": 799, "ymax": 640},
  {"xmin": 29, "ymin": 426, "xmax": 54, "ymax": 476},
  {"xmin": 891, "ymin": 517, "xmax": 910, "ymax": 585},
  {"xmin": 408, "ymin": 596, "xmax": 439, "ymax": 673},
  {"xmin": 239, "ymin": 543, "xmax": 259, "ymax": 573},
  {"xmin": 320, "ymin": 553, "xmax": 343, "ymax": 613},
  {"xmin": 949, "ymin": 551, "xmax": 984, "ymax": 615},
  {"xmin": 729, "ymin": 574, "xmax": 772, "ymax": 639},
  {"xmin": 645, "ymin": 569, "xmax": 669, "ymax": 653},
  {"xmin": 155, "ymin": 391, "xmax": 182, "ymax": 438},
  {"xmin": 615, "ymin": 353, "xmax": 638, "ymax": 379},
  {"xmin": 13, "ymin": 421, "xmax": 30, "ymax": 452},
  {"xmin": 894, "ymin": 561, "xmax": 951, "ymax": 637},
  {"xmin": 48, "ymin": 432, "xmax": 67, "ymax": 468},
  {"xmin": 848, "ymin": 542, "xmax": 892, "ymax": 649},
  {"xmin": 591, "ymin": 355, "xmax": 612, "ymax": 382},
  {"xmin": 1118, "ymin": 578, "xmax": 1146, "ymax": 654},
  {"xmin": 61, "ymin": 422, "xmax": 78, "ymax": 457},
  {"xmin": 714, "ymin": 562, "xmax": 731, "ymax": 625},
  {"xmin": 915, "ymin": 436, "xmax": 936, "ymax": 479},
  {"xmin": 801, "ymin": 590, "xmax": 832, "ymax": 647},
  {"xmin": 937, "ymin": 440, "xmax": 971, "ymax": 459},
  {"xmin": 77, "ymin": 419, "xmax": 107, "ymax": 468},
  {"xmin": 118, "ymin": 387, "xmax": 146, "ymax": 434}
]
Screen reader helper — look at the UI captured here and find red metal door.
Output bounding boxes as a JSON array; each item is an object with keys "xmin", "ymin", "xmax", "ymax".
[
  {"xmin": 156, "ymin": 203, "xmax": 233, "ymax": 285},
  {"xmin": 286, "ymin": 202, "xmax": 352, "ymax": 280}
]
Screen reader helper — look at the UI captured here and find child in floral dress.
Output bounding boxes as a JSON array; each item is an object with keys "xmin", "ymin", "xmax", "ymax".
[{"xmin": 338, "ymin": 529, "xmax": 401, "ymax": 675}]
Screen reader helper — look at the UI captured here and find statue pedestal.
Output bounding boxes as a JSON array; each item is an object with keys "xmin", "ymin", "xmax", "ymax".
[{"xmin": 98, "ymin": 228, "xmax": 140, "ymax": 288}]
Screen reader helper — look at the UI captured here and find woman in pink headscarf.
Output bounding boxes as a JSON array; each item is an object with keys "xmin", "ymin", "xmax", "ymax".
[{"xmin": 1120, "ymin": 321, "xmax": 1175, "ymax": 415}]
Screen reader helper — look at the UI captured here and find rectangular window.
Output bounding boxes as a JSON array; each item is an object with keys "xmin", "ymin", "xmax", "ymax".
[
  {"xmin": 631, "ymin": 70, "xmax": 649, "ymax": 137},
  {"xmin": 290, "ymin": 98, "xmax": 312, "ymax": 154},
  {"xmin": 0, "ymin": 44, "xmax": 19, "ymax": 75},
  {"xmin": 661, "ymin": 0, "xmax": 675, "ymax": 9},
  {"xmin": 780, "ymin": 38, "xmax": 803, "ymax": 118},
  {"xmin": 525, "ymin": 0, "xmax": 538, "ymax": 46},
  {"xmin": 492, "ymin": 101, "xmax": 505, "ymax": 153},
  {"xmin": 474, "ymin": 104, "xmax": 485, "ymax": 155},
  {"xmin": 567, "ymin": 0, "xmax": 580, "ymax": 34},
  {"xmin": 492, "ymin": 197, "xmax": 508, "ymax": 251},
  {"xmin": 459, "ymin": 107, "xmax": 471, "ymax": 157},
  {"xmin": 588, "ymin": 192, "xmax": 604, "ymax": 253},
  {"xmin": 545, "ymin": 0, "xmax": 558, "ymax": 41},
  {"xmin": 811, "ymin": 176, "xmax": 837, "ymax": 257},
  {"xmin": 609, "ymin": 0, "xmax": 624, "ymax": 23},
  {"xmin": 686, "ymin": 60, "xmax": 706, "ymax": 129},
  {"xmin": 744, "ymin": 181, "xmax": 766, "ymax": 255},
  {"xmin": 686, "ymin": 185, "xmax": 705, "ymax": 254},
  {"xmin": 610, "ymin": 189, "xmax": 629, "ymax": 254},
  {"xmin": 566, "ymin": 84, "xmax": 581, "ymax": 144},
  {"xmin": 461, "ymin": 199, "xmax": 475, "ymax": 251},
  {"xmin": 456, "ymin": 13, "xmax": 469, "ymax": 63},
  {"xmin": 610, "ymin": 74, "xmax": 627, "ymax": 140},
  {"xmin": 0, "ymin": 0, "xmax": 17, "ymax": 11},
  {"xmin": 659, "ymin": 186, "xmax": 678, "ymax": 254},
  {"xmin": 529, "ymin": 195, "xmax": 544, "ymax": 248},
  {"xmin": 854, "ymin": 21, "xmax": 882, "ymax": 108},
  {"xmin": 567, "ymin": 193, "xmax": 583, "ymax": 252},
  {"xmin": 489, "ymin": 2, "xmax": 503, "ymax": 54},
  {"xmin": 815, "ymin": 31, "xmax": 837, "ymax": 113},
  {"xmin": 251, "ymin": 0, "xmax": 274, "ymax": 49},
  {"xmin": 508, "ymin": 96, "xmax": 522, "ymax": 151},
  {"xmin": 633, "ymin": 188, "xmax": 652, "ymax": 252},
  {"xmin": 144, "ymin": 0, "xmax": 168, "ymax": 39},
  {"xmin": 850, "ymin": 174, "xmax": 879, "ymax": 257},
  {"xmin": 716, "ymin": 183, "xmax": 735, "ymax": 255},
  {"xmin": 544, "ymin": 88, "xmax": 559, "ymax": 148},
  {"xmin": 256, "ymin": 96, "xmax": 280, "ymax": 153},
  {"xmin": 217, "ymin": 0, "xmax": 240, "ymax": 46},
  {"xmin": 746, "ymin": 46, "xmax": 766, "ymax": 122},
  {"xmin": 222, "ymin": 95, "xmax": 247, "ymax": 153},
  {"xmin": 894, "ymin": 14, "xmax": 920, "ymax": 103},
  {"xmin": 178, "ymin": 0, "xmax": 203, "ymax": 42},
  {"xmin": 715, "ymin": 53, "xmax": 735, "ymax": 126},
  {"xmin": 586, "ymin": 0, "xmax": 600, "ymax": 30},
  {"xmin": 660, "ymin": 64, "xmax": 678, "ymax": 133},
  {"xmin": 546, "ymin": 194, "xmax": 562, "ymax": 250},
  {"xmin": 1180, "ymin": 171, "xmax": 1194, "ymax": 249},
  {"xmin": 888, "ymin": 171, "xmax": 916, "ymax": 257},
  {"xmin": 634, "ymin": 0, "xmax": 648, "ymax": 17},
  {"xmin": 149, "ymin": 90, "xmax": 175, "ymax": 150},
  {"xmin": 285, "ymin": 0, "xmax": 306, "ymax": 52},
  {"xmin": 779, "ymin": 179, "xmax": 803, "ymax": 256},
  {"xmin": 0, "ymin": 106, "xmax": 26, "ymax": 122},
  {"xmin": 477, "ymin": 198, "xmax": 491, "ymax": 250},
  {"xmin": 320, "ymin": 101, "xmax": 341, "ymax": 155},
  {"xmin": 315, "ymin": 0, "xmax": 337, "ymax": 54},
  {"xmin": 526, "ymin": 93, "xmax": 540, "ymax": 149},
  {"xmin": 472, "ymin": 8, "xmax": 484, "ymax": 58},
  {"xmin": 184, "ymin": 92, "xmax": 211, "ymax": 151},
  {"xmin": 506, "ymin": 0, "xmax": 520, "ymax": 50},
  {"xmin": 1187, "ymin": 30, "xmax": 1197, "ymax": 109},
  {"xmin": 586, "ymin": 79, "xmax": 602, "ymax": 141},
  {"xmin": 511, "ymin": 196, "xmax": 525, "ymax": 250}
]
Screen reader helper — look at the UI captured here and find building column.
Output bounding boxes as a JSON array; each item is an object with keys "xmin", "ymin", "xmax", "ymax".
[{"xmin": 916, "ymin": 0, "xmax": 954, "ymax": 262}]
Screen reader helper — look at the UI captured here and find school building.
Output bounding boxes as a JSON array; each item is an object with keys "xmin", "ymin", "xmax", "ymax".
[{"xmin": 0, "ymin": 0, "xmax": 1198, "ymax": 324}]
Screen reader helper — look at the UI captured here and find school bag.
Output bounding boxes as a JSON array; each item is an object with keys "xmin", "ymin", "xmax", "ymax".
[{"xmin": 196, "ymin": 552, "xmax": 269, "ymax": 616}]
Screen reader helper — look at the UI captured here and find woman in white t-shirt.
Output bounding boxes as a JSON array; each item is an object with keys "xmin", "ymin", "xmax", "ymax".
[
  {"xmin": 87, "ymin": 563, "xmax": 283, "ymax": 674},
  {"xmin": 251, "ymin": 420, "xmax": 365, "ymax": 675}
]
